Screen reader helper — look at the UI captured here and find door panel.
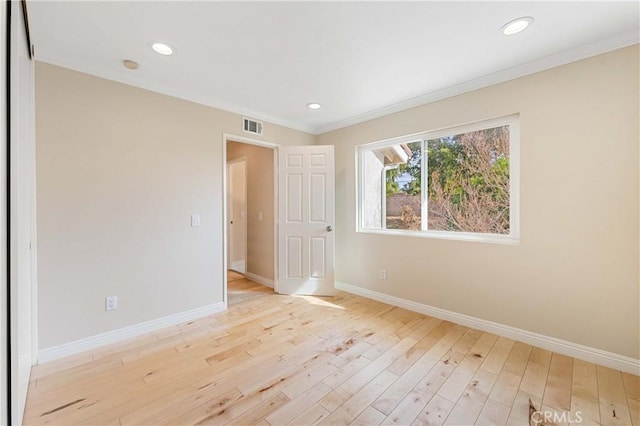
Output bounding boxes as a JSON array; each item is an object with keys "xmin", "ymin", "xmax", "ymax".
[
  {"xmin": 309, "ymin": 237, "xmax": 326, "ymax": 278},
  {"xmin": 286, "ymin": 236, "xmax": 303, "ymax": 279},
  {"xmin": 278, "ymin": 146, "xmax": 334, "ymax": 295},
  {"xmin": 309, "ymin": 174, "xmax": 326, "ymax": 222},
  {"xmin": 286, "ymin": 174, "xmax": 303, "ymax": 222}
]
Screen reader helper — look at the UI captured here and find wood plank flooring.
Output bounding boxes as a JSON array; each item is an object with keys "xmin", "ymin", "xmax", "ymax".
[{"xmin": 24, "ymin": 273, "xmax": 639, "ymax": 425}]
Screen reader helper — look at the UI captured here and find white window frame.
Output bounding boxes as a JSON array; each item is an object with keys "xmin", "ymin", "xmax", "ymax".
[{"xmin": 356, "ymin": 114, "xmax": 520, "ymax": 245}]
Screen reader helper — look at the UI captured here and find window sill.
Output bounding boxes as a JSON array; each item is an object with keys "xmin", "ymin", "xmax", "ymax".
[{"xmin": 356, "ymin": 228, "xmax": 520, "ymax": 245}]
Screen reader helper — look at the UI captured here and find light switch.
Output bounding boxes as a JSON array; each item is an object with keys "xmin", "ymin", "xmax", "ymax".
[
  {"xmin": 258, "ymin": 211, "xmax": 263, "ymax": 222},
  {"xmin": 191, "ymin": 214, "xmax": 201, "ymax": 227}
]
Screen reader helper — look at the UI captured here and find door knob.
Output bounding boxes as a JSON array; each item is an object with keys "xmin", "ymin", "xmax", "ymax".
[{"xmin": 326, "ymin": 225, "xmax": 333, "ymax": 232}]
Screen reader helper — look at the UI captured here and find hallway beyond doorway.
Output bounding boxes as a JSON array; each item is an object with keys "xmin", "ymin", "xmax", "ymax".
[{"xmin": 227, "ymin": 270, "xmax": 274, "ymax": 306}]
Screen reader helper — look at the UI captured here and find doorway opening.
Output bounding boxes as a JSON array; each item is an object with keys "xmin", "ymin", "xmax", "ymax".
[
  {"xmin": 227, "ymin": 270, "xmax": 274, "ymax": 306},
  {"xmin": 227, "ymin": 158, "xmax": 247, "ymax": 274},
  {"xmin": 223, "ymin": 134, "xmax": 279, "ymax": 306}
]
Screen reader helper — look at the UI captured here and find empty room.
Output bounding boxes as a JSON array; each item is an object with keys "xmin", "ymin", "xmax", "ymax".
[{"xmin": 2, "ymin": 1, "xmax": 639, "ymax": 425}]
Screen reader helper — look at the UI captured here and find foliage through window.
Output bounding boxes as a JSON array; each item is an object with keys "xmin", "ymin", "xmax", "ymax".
[{"xmin": 358, "ymin": 116, "xmax": 519, "ymax": 242}]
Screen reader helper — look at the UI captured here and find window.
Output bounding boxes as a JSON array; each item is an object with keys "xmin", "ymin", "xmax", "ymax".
[{"xmin": 357, "ymin": 115, "xmax": 519, "ymax": 243}]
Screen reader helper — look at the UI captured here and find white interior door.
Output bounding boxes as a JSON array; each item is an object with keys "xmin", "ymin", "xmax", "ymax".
[
  {"xmin": 227, "ymin": 159, "xmax": 247, "ymax": 274},
  {"xmin": 278, "ymin": 145, "xmax": 335, "ymax": 295}
]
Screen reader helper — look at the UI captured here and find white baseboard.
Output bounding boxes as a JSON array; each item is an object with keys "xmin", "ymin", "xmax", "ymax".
[
  {"xmin": 244, "ymin": 272, "xmax": 274, "ymax": 288},
  {"xmin": 230, "ymin": 260, "xmax": 246, "ymax": 273},
  {"xmin": 336, "ymin": 281, "xmax": 639, "ymax": 375},
  {"xmin": 37, "ymin": 302, "xmax": 226, "ymax": 364}
]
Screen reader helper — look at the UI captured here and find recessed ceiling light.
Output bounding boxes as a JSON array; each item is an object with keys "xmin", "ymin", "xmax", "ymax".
[
  {"xmin": 123, "ymin": 59, "xmax": 139, "ymax": 70},
  {"xmin": 307, "ymin": 103, "xmax": 321, "ymax": 110},
  {"xmin": 151, "ymin": 42, "xmax": 174, "ymax": 55},
  {"xmin": 501, "ymin": 16, "xmax": 534, "ymax": 36}
]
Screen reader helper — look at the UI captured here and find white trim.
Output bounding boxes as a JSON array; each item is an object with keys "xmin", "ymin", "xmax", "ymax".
[
  {"xmin": 335, "ymin": 281, "xmax": 640, "ymax": 375},
  {"xmin": 35, "ymin": 58, "xmax": 316, "ymax": 135},
  {"xmin": 0, "ymin": 3, "xmax": 7, "ymax": 424},
  {"xmin": 37, "ymin": 302, "xmax": 226, "ymax": 364},
  {"xmin": 357, "ymin": 228, "xmax": 519, "ymax": 246},
  {"xmin": 272, "ymin": 148, "xmax": 279, "ymax": 293},
  {"xmin": 244, "ymin": 272, "xmax": 274, "ymax": 289},
  {"xmin": 508, "ymin": 120, "xmax": 521, "ymax": 242},
  {"xmin": 230, "ymin": 260, "xmax": 246, "ymax": 273},
  {"xmin": 315, "ymin": 31, "xmax": 639, "ymax": 134},
  {"xmin": 420, "ymin": 139, "xmax": 428, "ymax": 232},
  {"xmin": 223, "ymin": 133, "xmax": 280, "ymax": 150},
  {"xmin": 38, "ymin": 32, "xmax": 638, "ymax": 136},
  {"xmin": 222, "ymin": 136, "xmax": 229, "ymax": 306},
  {"xmin": 354, "ymin": 149, "xmax": 361, "ymax": 233}
]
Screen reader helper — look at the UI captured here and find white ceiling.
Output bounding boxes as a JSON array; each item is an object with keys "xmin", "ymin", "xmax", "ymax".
[{"xmin": 28, "ymin": 1, "xmax": 639, "ymax": 134}]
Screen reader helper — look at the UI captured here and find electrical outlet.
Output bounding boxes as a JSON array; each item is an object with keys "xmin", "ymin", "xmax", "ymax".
[
  {"xmin": 105, "ymin": 296, "xmax": 118, "ymax": 311},
  {"xmin": 379, "ymin": 269, "xmax": 387, "ymax": 280}
]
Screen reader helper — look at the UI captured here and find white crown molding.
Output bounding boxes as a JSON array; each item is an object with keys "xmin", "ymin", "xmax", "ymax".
[
  {"xmin": 336, "ymin": 281, "xmax": 640, "ymax": 375},
  {"xmin": 314, "ymin": 31, "xmax": 640, "ymax": 135},
  {"xmin": 244, "ymin": 272, "xmax": 274, "ymax": 289},
  {"xmin": 33, "ymin": 56, "xmax": 317, "ymax": 135},
  {"xmin": 37, "ymin": 302, "xmax": 226, "ymax": 364},
  {"xmin": 36, "ymin": 32, "xmax": 638, "ymax": 137}
]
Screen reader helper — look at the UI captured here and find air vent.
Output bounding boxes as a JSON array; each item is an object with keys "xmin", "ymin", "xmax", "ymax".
[{"xmin": 242, "ymin": 117, "xmax": 263, "ymax": 136}]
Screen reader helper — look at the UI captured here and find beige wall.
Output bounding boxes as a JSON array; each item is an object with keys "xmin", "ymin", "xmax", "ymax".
[
  {"xmin": 36, "ymin": 46, "xmax": 639, "ymax": 359},
  {"xmin": 317, "ymin": 46, "xmax": 640, "ymax": 359},
  {"xmin": 35, "ymin": 63, "xmax": 314, "ymax": 349},
  {"xmin": 227, "ymin": 142, "xmax": 275, "ymax": 281}
]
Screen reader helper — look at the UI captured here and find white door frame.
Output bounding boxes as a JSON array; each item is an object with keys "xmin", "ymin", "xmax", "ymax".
[
  {"xmin": 222, "ymin": 133, "xmax": 279, "ymax": 305},
  {"xmin": 1, "ymin": 4, "xmax": 7, "ymax": 424},
  {"xmin": 226, "ymin": 157, "xmax": 247, "ymax": 273},
  {"xmin": 7, "ymin": 2, "xmax": 38, "ymax": 423}
]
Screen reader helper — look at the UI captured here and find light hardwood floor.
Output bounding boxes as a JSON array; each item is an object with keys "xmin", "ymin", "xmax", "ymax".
[{"xmin": 24, "ymin": 273, "xmax": 639, "ymax": 425}]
